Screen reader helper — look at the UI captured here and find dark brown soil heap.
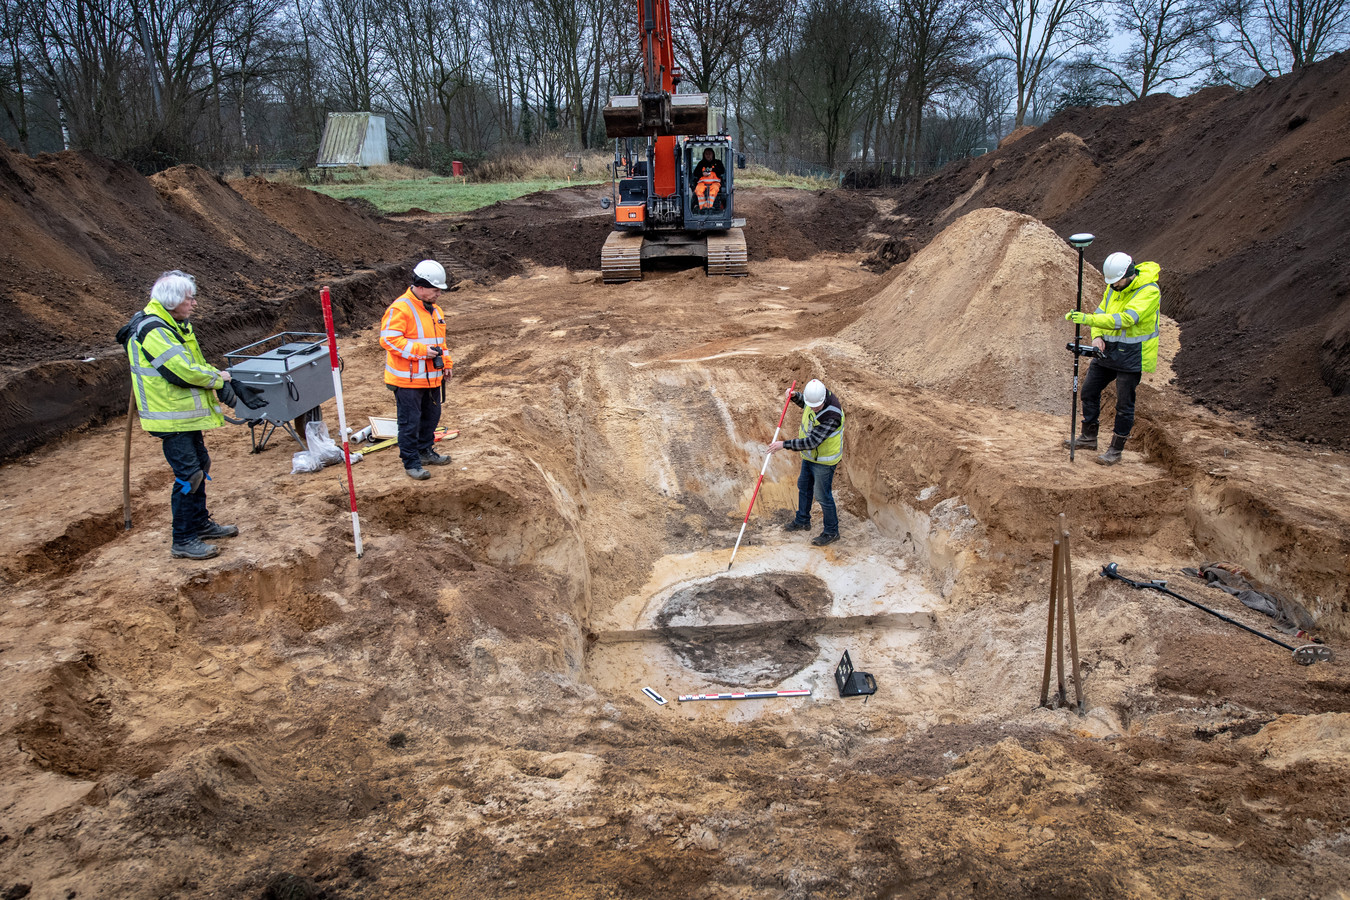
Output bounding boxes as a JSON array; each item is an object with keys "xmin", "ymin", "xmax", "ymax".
[
  {"xmin": 0, "ymin": 143, "xmax": 437, "ymax": 458},
  {"xmin": 880, "ymin": 50, "xmax": 1350, "ymax": 448}
]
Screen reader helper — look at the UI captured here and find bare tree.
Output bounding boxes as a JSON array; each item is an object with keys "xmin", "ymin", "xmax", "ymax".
[
  {"xmin": 669, "ymin": 0, "xmax": 779, "ymax": 98},
  {"xmin": 790, "ymin": 0, "xmax": 885, "ymax": 168},
  {"xmin": 313, "ymin": 0, "xmax": 381, "ymax": 110},
  {"xmin": 129, "ymin": 0, "xmax": 241, "ymax": 147},
  {"xmin": 0, "ymin": 0, "xmax": 31, "ymax": 151},
  {"xmin": 1218, "ymin": 0, "xmax": 1350, "ymax": 75},
  {"xmin": 218, "ymin": 0, "xmax": 286, "ymax": 153},
  {"xmin": 1082, "ymin": 0, "xmax": 1217, "ymax": 98},
  {"xmin": 893, "ymin": 0, "xmax": 983, "ymax": 172},
  {"xmin": 24, "ymin": 0, "xmax": 137, "ymax": 152},
  {"xmin": 966, "ymin": 54, "xmax": 1016, "ymax": 142},
  {"xmin": 528, "ymin": 0, "xmax": 607, "ymax": 147},
  {"xmin": 976, "ymin": 0, "xmax": 1105, "ymax": 127}
]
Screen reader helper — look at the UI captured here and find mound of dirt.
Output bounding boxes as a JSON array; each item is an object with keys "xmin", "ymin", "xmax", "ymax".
[
  {"xmin": 843, "ymin": 207, "xmax": 1119, "ymax": 414},
  {"xmin": 226, "ymin": 176, "xmax": 410, "ymax": 266},
  {"xmin": 0, "ymin": 142, "xmax": 435, "ymax": 459},
  {"xmin": 883, "ymin": 50, "xmax": 1350, "ymax": 448}
]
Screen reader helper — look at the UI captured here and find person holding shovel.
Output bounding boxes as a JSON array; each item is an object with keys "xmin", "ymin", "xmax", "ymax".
[{"xmin": 766, "ymin": 379, "xmax": 845, "ymax": 546}]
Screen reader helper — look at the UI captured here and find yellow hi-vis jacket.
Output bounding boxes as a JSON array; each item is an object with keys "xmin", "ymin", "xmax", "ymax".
[
  {"xmin": 126, "ymin": 300, "xmax": 226, "ymax": 433},
  {"xmin": 1079, "ymin": 261, "xmax": 1162, "ymax": 373},
  {"xmin": 381, "ymin": 288, "xmax": 450, "ymax": 388},
  {"xmin": 794, "ymin": 394, "xmax": 845, "ymax": 466}
]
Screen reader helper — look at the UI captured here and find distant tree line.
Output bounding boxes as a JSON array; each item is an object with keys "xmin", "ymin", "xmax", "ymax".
[{"xmin": 0, "ymin": 0, "xmax": 1346, "ymax": 175}]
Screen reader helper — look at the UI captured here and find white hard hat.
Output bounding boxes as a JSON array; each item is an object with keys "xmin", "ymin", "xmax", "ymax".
[
  {"xmin": 413, "ymin": 259, "xmax": 448, "ymax": 290},
  {"xmin": 1102, "ymin": 252, "xmax": 1133, "ymax": 285},
  {"xmin": 803, "ymin": 379, "xmax": 827, "ymax": 407}
]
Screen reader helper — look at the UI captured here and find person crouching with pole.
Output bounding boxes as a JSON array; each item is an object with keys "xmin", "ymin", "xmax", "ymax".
[{"xmin": 1064, "ymin": 252, "xmax": 1162, "ymax": 465}]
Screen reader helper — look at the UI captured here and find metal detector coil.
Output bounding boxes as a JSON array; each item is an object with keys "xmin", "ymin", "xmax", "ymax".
[{"xmin": 835, "ymin": 651, "xmax": 877, "ymax": 698}]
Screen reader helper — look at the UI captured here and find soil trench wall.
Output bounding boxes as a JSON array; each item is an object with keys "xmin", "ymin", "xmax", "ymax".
[{"xmin": 0, "ymin": 267, "xmax": 407, "ymax": 461}]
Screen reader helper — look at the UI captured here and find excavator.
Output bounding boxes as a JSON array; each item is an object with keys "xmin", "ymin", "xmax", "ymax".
[{"xmin": 599, "ymin": 0, "xmax": 747, "ymax": 283}]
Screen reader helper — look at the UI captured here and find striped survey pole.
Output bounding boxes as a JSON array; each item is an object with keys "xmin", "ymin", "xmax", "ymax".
[
  {"xmin": 320, "ymin": 286, "xmax": 363, "ymax": 558},
  {"xmin": 678, "ymin": 689, "xmax": 811, "ymax": 702},
  {"xmin": 728, "ymin": 380, "xmax": 796, "ymax": 571}
]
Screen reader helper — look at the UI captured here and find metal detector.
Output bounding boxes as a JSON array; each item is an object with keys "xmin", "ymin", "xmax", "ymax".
[{"xmin": 1102, "ymin": 563, "xmax": 1333, "ymax": 666}]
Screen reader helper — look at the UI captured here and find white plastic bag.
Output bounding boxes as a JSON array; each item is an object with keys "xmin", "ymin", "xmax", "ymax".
[
  {"xmin": 290, "ymin": 420, "xmax": 362, "ymax": 474},
  {"xmin": 305, "ymin": 420, "xmax": 345, "ymax": 466},
  {"xmin": 291, "ymin": 447, "xmax": 323, "ymax": 473}
]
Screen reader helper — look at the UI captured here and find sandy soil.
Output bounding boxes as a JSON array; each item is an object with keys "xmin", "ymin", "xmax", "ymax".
[{"xmin": 3, "ymin": 58, "xmax": 1350, "ymax": 900}]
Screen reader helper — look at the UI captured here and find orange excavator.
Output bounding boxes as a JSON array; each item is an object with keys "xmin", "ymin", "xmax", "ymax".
[{"xmin": 599, "ymin": 0, "xmax": 748, "ymax": 283}]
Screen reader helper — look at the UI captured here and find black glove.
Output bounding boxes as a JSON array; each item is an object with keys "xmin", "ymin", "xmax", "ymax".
[
  {"xmin": 233, "ymin": 381, "xmax": 269, "ymax": 410},
  {"xmin": 217, "ymin": 381, "xmax": 237, "ymax": 408}
]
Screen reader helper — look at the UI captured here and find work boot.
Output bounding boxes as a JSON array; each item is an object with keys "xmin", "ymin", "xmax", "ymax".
[
  {"xmin": 171, "ymin": 538, "xmax": 219, "ymax": 560},
  {"xmin": 1063, "ymin": 423, "xmax": 1098, "ymax": 451},
  {"xmin": 1097, "ymin": 433, "xmax": 1128, "ymax": 465},
  {"xmin": 811, "ymin": 532, "xmax": 840, "ymax": 547},
  {"xmin": 405, "ymin": 466, "xmax": 431, "ymax": 481},
  {"xmin": 198, "ymin": 520, "xmax": 239, "ymax": 540},
  {"xmin": 420, "ymin": 449, "xmax": 452, "ymax": 466},
  {"xmin": 783, "ymin": 519, "xmax": 811, "ymax": 533}
]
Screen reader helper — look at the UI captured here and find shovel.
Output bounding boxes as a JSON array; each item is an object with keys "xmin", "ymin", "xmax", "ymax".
[{"xmin": 1103, "ymin": 563, "xmax": 1333, "ymax": 666}]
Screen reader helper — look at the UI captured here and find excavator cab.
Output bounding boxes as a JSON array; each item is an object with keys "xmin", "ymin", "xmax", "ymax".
[{"xmin": 684, "ymin": 140, "xmax": 733, "ymax": 226}]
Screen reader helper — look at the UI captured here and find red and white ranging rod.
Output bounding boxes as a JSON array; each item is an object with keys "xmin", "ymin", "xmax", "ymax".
[
  {"xmin": 678, "ymin": 689, "xmax": 811, "ymax": 702},
  {"xmin": 320, "ymin": 285, "xmax": 363, "ymax": 558},
  {"xmin": 728, "ymin": 380, "xmax": 796, "ymax": 571}
]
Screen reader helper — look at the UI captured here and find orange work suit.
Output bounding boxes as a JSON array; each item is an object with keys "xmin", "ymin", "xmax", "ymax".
[
  {"xmin": 694, "ymin": 170, "xmax": 722, "ymax": 210},
  {"xmin": 381, "ymin": 288, "xmax": 450, "ymax": 388}
]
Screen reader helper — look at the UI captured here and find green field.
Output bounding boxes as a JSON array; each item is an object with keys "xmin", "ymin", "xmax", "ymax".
[
  {"xmin": 307, "ymin": 177, "xmax": 606, "ymax": 215},
  {"xmin": 303, "ymin": 166, "xmax": 831, "ymax": 215}
]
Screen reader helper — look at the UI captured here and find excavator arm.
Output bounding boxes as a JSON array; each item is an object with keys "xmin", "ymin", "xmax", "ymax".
[{"xmin": 602, "ymin": 0, "xmax": 709, "ymax": 138}]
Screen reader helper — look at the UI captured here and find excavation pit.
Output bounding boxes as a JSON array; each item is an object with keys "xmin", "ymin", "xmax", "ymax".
[
  {"xmin": 587, "ymin": 540, "xmax": 941, "ymax": 718},
  {"xmin": 655, "ymin": 572, "xmax": 833, "ymax": 684}
]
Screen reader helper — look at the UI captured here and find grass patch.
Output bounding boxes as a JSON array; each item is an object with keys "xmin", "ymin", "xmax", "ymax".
[
  {"xmin": 735, "ymin": 165, "xmax": 837, "ymax": 190},
  {"xmin": 306, "ymin": 176, "xmax": 606, "ymax": 214},
  {"xmin": 238, "ymin": 154, "xmax": 836, "ymax": 215}
]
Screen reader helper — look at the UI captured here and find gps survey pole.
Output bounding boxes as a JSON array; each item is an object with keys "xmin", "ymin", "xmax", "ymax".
[{"xmin": 1067, "ymin": 233, "xmax": 1094, "ymax": 460}]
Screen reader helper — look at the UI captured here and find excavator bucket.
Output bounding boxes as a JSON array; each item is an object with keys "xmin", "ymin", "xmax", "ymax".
[{"xmin": 604, "ymin": 92, "xmax": 711, "ymax": 138}]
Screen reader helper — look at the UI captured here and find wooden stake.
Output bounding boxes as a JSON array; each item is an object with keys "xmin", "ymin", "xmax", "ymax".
[
  {"xmin": 1040, "ymin": 540, "xmax": 1060, "ymax": 707},
  {"xmin": 1061, "ymin": 515, "xmax": 1085, "ymax": 712}
]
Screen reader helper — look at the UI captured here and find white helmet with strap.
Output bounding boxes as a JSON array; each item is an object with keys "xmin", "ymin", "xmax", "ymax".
[
  {"xmin": 1102, "ymin": 252, "xmax": 1133, "ymax": 285},
  {"xmin": 413, "ymin": 259, "xmax": 448, "ymax": 290},
  {"xmin": 803, "ymin": 379, "xmax": 827, "ymax": 407}
]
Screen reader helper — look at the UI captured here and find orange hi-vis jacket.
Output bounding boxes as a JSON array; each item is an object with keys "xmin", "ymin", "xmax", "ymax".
[{"xmin": 381, "ymin": 288, "xmax": 450, "ymax": 388}]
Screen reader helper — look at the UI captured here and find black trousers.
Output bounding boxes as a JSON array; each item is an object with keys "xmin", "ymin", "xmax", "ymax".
[
  {"xmin": 1081, "ymin": 363, "xmax": 1142, "ymax": 438},
  {"xmin": 393, "ymin": 386, "xmax": 442, "ymax": 468},
  {"xmin": 157, "ymin": 430, "xmax": 210, "ymax": 544}
]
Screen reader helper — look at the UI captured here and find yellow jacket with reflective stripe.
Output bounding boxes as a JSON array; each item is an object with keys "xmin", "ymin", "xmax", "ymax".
[
  {"xmin": 126, "ymin": 300, "xmax": 226, "ymax": 433},
  {"xmin": 1081, "ymin": 261, "xmax": 1162, "ymax": 373},
  {"xmin": 381, "ymin": 288, "xmax": 449, "ymax": 388},
  {"xmin": 797, "ymin": 395, "xmax": 845, "ymax": 466}
]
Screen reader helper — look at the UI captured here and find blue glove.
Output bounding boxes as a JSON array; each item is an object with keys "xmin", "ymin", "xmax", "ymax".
[{"xmin": 1065, "ymin": 311, "xmax": 1089, "ymax": 324}]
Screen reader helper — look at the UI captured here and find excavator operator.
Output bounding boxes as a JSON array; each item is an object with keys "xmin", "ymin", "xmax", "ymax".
[{"xmin": 692, "ymin": 148, "xmax": 725, "ymax": 211}]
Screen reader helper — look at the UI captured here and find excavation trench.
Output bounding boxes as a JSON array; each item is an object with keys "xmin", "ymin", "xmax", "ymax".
[{"xmin": 585, "ymin": 539, "xmax": 943, "ymax": 719}]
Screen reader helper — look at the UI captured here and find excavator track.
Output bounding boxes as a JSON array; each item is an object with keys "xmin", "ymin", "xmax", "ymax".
[
  {"xmin": 706, "ymin": 228, "xmax": 748, "ymax": 277},
  {"xmin": 601, "ymin": 231, "xmax": 644, "ymax": 283}
]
